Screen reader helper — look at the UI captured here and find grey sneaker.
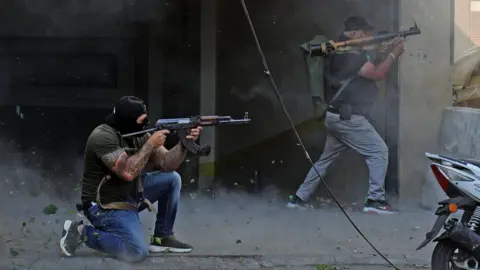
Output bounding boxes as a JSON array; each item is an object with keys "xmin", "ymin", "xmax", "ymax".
[
  {"xmin": 60, "ymin": 220, "xmax": 84, "ymax": 256},
  {"xmin": 286, "ymin": 195, "xmax": 309, "ymax": 210},
  {"xmin": 149, "ymin": 235, "xmax": 193, "ymax": 253}
]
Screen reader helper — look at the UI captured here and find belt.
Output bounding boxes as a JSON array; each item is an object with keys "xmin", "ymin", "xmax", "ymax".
[{"xmin": 326, "ymin": 106, "xmax": 340, "ymax": 114}]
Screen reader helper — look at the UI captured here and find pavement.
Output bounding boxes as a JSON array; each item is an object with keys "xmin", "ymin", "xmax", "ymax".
[
  {"xmin": 0, "ymin": 187, "xmax": 437, "ymax": 270},
  {"xmin": 5, "ymin": 256, "xmax": 430, "ymax": 270}
]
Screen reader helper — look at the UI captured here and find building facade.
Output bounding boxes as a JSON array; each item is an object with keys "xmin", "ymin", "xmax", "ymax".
[{"xmin": 0, "ymin": 0, "xmax": 454, "ymax": 202}]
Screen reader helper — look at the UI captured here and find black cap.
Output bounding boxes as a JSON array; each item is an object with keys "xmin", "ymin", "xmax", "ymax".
[{"xmin": 344, "ymin": 16, "xmax": 374, "ymax": 31}]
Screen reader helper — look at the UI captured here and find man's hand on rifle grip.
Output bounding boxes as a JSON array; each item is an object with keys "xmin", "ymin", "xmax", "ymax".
[
  {"xmin": 147, "ymin": 130, "xmax": 170, "ymax": 147},
  {"xmin": 186, "ymin": 126, "xmax": 203, "ymax": 141}
]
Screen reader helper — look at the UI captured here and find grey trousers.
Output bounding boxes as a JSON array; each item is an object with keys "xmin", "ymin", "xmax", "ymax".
[{"xmin": 296, "ymin": 112, "xmax": 388, "ymax": 202}]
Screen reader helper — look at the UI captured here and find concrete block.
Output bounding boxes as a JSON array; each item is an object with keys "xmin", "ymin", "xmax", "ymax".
[
  {"xmin": 438, "ymin": 107, "xmax": 480, "ymax": 158},
  {"xmin": 421, "ymin": 107, "xmax": 480, "ymax": 208}
]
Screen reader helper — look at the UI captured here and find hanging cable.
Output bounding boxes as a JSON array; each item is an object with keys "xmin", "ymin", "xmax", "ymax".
[{"xmin": 239, "ymin": 1, "xmax": 401, "ymax": 269}]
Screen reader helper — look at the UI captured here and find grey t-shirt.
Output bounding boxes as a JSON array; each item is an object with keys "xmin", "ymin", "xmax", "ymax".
[{"xmin": 327, "ymin": 49, "xmax": 379, "ymax": 117}]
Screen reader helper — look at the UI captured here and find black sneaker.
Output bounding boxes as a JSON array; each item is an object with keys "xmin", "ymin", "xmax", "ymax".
[
  {"xmin": 363, "ymin": 199, "xmax": 398, "ymax": 215},
  {"xmin": 286, "ymin": 195, "xmax": 309, "ymax": 210},
  {"xmin": 60, "ymin": 220, "xmax": 84, "ymax": 256},
  {"xmin": 149, "ymin": 235, "xmax": 193, "ymax": 253}
]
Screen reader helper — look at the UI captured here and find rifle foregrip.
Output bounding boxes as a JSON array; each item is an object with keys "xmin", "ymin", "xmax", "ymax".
[{"xmin": 200, "ymin": 116, "xmax": 218, "ymax": 120}]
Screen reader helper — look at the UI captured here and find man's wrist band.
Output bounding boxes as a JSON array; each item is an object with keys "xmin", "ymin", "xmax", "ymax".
[{"xmin": 389, "ymin": 53, "xmax": 396, "ymax": 61}]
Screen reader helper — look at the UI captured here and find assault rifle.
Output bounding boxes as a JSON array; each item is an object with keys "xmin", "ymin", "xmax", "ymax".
[
  {"xmin": 308, "ymin": 21, "xmax": 422, "ymax": 56},
  {"xmin": 122, "ymin": 113, "xmax": 251, "ymax": 156}
]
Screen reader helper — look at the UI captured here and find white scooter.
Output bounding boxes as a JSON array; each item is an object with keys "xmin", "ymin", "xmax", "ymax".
[{"xmin": 417, "ymin": 152, "xmax": 480, "ymax": 269}]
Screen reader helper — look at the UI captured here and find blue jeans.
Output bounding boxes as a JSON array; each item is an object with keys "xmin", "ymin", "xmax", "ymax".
[{"xmin": 82, "ymin": 171, "xmax": 182, "ymax": 263}]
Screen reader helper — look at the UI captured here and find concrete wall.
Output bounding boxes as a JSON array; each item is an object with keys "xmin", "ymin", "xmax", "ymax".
[
  {"xmin": 0, "ymin": 0, "xmax": 169, "ymax": 108},
  {"xmin": 0, "ymin": 1, "xmax": 162, "ymax": 37},
  {"xmin": 398, "ymin": 0, "xmax": 453, "ymax": 202},
  {"xmin": 438, "ymin": 107, "xmax": 480, "ymax": 157}
]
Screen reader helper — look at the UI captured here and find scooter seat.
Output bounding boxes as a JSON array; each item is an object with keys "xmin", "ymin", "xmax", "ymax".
[{"xmin": 462, "ymin": 158, "xmax": 480, "ymax": 168}]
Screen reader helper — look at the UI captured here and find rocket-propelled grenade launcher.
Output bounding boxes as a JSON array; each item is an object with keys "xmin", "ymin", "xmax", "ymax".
[{"xmin": 308, "ymin": 21, "xmax": 422, "ymax": 56}]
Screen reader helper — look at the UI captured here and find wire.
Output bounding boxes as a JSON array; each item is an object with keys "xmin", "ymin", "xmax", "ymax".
[{"xmin": 239, "ymin": 1, "xmax": 401, "ymax": 269}]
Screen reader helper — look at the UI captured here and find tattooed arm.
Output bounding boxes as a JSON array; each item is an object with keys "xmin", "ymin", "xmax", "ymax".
[
  {"xmin": 101, "ymin": 142, "xmax": 156, "ymax": 181},
  {"xmin": 149, "ymin": 126, "xmax": 203, "ymax": 171},
  {"xmin": 91, "ymin": 129, "xmax": 165, "ymax": 182},
  {"xmin": 150, "ymin": 143, "xmax": 187, "ymax": 172}
]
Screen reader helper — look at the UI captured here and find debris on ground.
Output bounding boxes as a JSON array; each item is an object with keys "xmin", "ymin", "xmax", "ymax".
[
  {"xmin": 42, "ymin": 204, "xmax": 58, "ymax": 215},
  {"xmin": 9, "ymin": 247, "xmax": 19, "ymax": 257}
]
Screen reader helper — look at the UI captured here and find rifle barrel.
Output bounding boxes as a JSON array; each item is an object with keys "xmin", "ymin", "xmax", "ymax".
[
  {"xmin": 199, "ymin": 118, "xmax": 251, "ymax": 126},
  {"xmin": 371, "ymin": 28, "xmax": 421, "ymax": 42},
  {"xmin": 218, "ymin": 119, "xmax": 251, "ymax": 124},
  {"xmin": 344, "ymin": 29, "xmax": 421, "ymax": 47}
]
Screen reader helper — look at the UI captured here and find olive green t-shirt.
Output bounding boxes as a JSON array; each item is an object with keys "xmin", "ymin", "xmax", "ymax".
[{"xmin": 81, "ymin": 124, "xmax": 149, "ymax": 204}]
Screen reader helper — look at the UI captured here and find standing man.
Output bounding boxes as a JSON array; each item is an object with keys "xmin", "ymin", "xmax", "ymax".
[
  {"xmin": 287, "ymin": 16, "xmax": 405, "ymax": 214},
  {"xmin": 60, "ymin": 96, "xmax": 203, "ymax": 262}
]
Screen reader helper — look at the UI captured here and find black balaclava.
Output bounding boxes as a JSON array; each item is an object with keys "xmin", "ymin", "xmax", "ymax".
[{"xmin": 104, "ymin": 96, "xmax": 149, "ymax": 135}]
